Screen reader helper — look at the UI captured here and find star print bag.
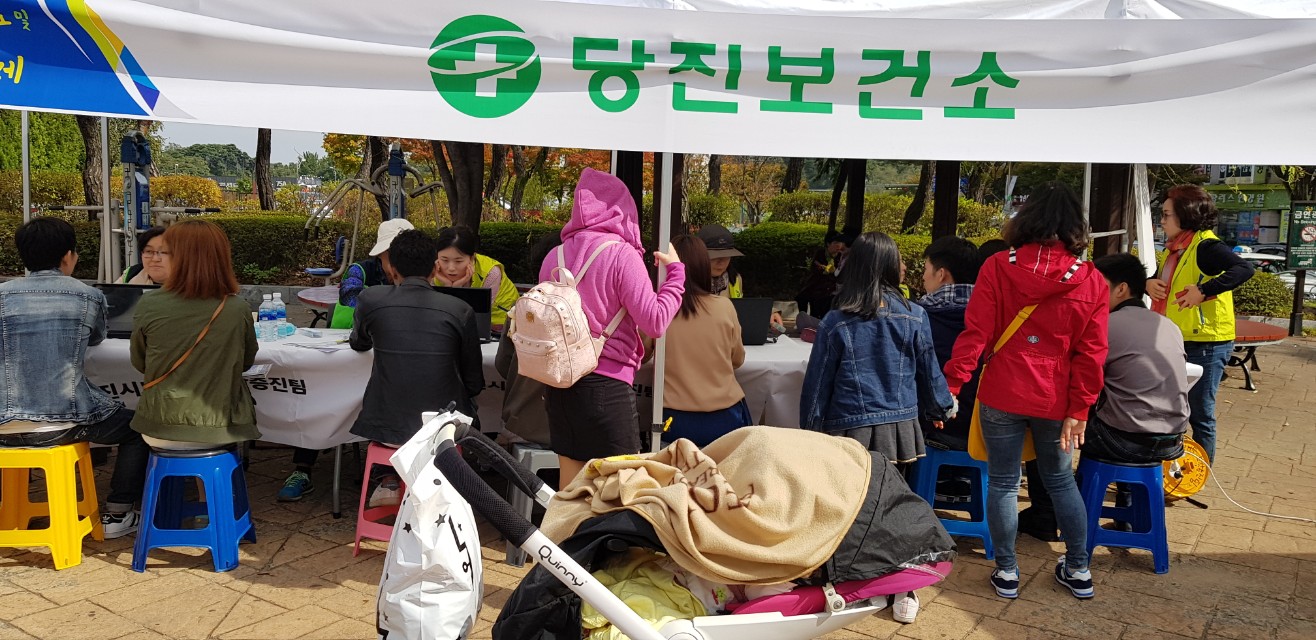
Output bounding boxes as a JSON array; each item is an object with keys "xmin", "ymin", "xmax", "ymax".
[{"xmin": 376, "ymin": 410, "xmax": 483, "ymax": 640}]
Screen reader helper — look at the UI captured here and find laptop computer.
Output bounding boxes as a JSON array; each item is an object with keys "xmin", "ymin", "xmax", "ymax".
[
  {"xmin": 433, "ymin": 286, "xmax": 493, "ymax": 342},
  {"xmin": 94, "ymin": 283, "xmax": 160, "ymax": 339},
  {"xmin": 731, "ymin": 297, "xmax": 775, "ymax": 346}
]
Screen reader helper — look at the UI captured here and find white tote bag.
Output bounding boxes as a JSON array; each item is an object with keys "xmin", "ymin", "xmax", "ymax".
[{"xmin": 376, "ymin": 411, "xmax": 483, "ymax": 640}]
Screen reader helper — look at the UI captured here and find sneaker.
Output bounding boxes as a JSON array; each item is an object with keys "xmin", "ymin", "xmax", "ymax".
[
  {"xmin": 990, "ymin": 568, "xmax": 1020, "ymax": 599},
  {"xmin": 277, "ymin": 471, "xmax": 315, "ymax": 502},
  {"xmin": 101, "ymin": 510, "xmax": 140, "ymax": 539},
  {"xmin": 891, "ymin": 591, "xmax": 919, "ymax": 624},
  {"xmin": 934, "ymin": 477, "xmax": 972, "ymax": 504},
  {"xmin": 367, "ymin": 477, "xmax": 402, "ymax": 508},
  {"xmin": 1054, "ymin": 557, "xmax": 1094, "ymax": 599}
]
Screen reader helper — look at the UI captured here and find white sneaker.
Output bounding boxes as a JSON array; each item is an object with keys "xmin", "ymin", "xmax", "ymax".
[
  {"xmin": 101, "ymin": 510, "xmax": 140, "ymax": 539},
  {"xmin": 367, "ymin": 484, "xmax": 401, "ymax": 509},
  {"xmin": 891, "ymin": 591, "xmax": 919, "ymax": 624}
]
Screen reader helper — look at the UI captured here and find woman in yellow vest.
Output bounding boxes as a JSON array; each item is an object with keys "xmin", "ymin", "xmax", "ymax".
[
  {"xmin": 697, "ymin": 224, "xmax": 744, "ymax": 298},
  {"xmin": 433, "ymin": 225, "xmax": 520, "ymax": 330},
  {"xmin": 1146, "ymin": 185, "xmax": 1254, "ymax": 464}
]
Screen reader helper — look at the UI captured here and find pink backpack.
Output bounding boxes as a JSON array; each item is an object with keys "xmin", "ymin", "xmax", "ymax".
[{"xmin": 510, "ymin": 242, "xmax": 627, "ymax": 388}]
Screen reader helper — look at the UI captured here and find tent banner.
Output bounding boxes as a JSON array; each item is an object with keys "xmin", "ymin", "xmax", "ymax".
[{"xmin": 5, "ymin": 0, "xmax": 1316, "ymax": 162}]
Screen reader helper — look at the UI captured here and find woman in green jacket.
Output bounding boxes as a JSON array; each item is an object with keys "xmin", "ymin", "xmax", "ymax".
[
  {"xmin": 433, "ymin": 225, "xmax": 520, "ymax": 330},
  {"xmin": 131, "ymin": 220, "xmax": 259, "ymax": 448}
]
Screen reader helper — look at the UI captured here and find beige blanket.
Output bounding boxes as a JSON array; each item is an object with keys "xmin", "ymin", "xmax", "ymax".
[{"xmin": 540, "ymin": 427, "xmax": 872, "ymax": 585}]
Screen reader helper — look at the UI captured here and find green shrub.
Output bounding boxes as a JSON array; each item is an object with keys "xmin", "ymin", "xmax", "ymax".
[
  {"xmin": 150, "ymin": 175, "xmax": 223, "ymax": 208},
  {"xmin": 686, "ymin": 193, "xmax": 740, "ymax": 227},
  {"xmin": 765, "ymin": 191, "xmax": 832, "ymax": 224},
  {"xmin": 1233, "ymin": 272, "xmax": 1294, "ymax": 318},
  {"xmin": 477, "ymin": 223, "xmax": 564, "ymax": 284},
  {"xmin": 733, "ymin": 223, "xmax": 828, "ymax": 299},
  {"xmin": 0, "ymin": 171, "xmax": 85, "ymax": 213}
]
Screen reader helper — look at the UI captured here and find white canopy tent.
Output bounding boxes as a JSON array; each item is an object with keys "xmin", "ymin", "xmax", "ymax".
[{"xmin": 7, "ymin": 0, "xmax": 1314, "ymax": 445}]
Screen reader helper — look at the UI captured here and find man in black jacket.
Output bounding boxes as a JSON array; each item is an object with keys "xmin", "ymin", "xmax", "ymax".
[
  {"xmin": 349, "ymin": 229, "xmax": 484, "ymax": 506},
  {"xmin": 916, "ymin": 236, "xmax": 982, "ymax": 504}
]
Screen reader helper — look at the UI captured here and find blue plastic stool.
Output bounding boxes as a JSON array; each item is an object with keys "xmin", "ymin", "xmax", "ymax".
[
  {"xmin": 1076, "ymin": 456, "xmax": 1169, "ymax": 574},
  {"xmin": 911, "ymin": 446, "xmax": 994, "ymax": 560},
  {"xmin": 132, "ymin": 448, "xmax": 256, "ymax": 573}
]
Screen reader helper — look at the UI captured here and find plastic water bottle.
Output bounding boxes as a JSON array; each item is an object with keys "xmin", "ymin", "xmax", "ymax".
[
  {"xmin": 272, "ymin": 292, "xmax": 292, "ymax": 339},
  {"xmin": 257, "ymin": 294, "xmax": 276, "ymax": 342}
]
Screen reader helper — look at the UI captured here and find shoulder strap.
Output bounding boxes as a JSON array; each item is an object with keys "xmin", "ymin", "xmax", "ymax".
[
  {"xmin": 576, "ymin": 241, "xmax": 619, "ymax": 282},
  {"xmin": 991, "ymin": 304, "xmax": 1037, "ymax": 355},
  {"xmin": 143, "ymin": 298, "xmax": 228, "ymax": 390}
]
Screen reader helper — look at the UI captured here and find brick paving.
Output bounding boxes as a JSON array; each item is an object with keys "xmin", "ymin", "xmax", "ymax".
[{"xmin": 2, "ymin": 338, "xmax": 1315, "ymax": 639}]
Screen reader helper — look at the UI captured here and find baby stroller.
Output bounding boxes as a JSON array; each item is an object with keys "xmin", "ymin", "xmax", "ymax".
[{"xmin": 421, "ymin": 415, "xmax": 956, "ymax": 640}]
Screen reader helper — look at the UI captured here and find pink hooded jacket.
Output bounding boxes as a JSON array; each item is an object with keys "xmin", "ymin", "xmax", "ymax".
[{"xmin": 539, "ymin": 169, "xmax": 686, "ymax": 385}]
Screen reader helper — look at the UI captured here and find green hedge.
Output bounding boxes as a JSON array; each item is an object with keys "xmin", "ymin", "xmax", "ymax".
[
  {"xmin": 1233, "ymin": 272, "xmax": 1294, "ymax": 318},
  {"xmin": 761, "ymin": 190, "xmax": 1003, "ymax": 238},
  {"xmin": 0, "ymin": 171, "xmax": 85, "ymax": 213},
  {"xmin": 0, "ymin": 212, "xmax": 1000, "ymax": 300}
]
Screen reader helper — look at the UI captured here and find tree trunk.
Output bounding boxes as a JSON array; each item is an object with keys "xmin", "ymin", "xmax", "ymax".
[
  {"xmin": 707, "ymin": 154, "xmax": 722, "ymax": 195},
  {"xmin": 826, "ymin": 159, "xmax": 848, "ymax": 235},
  {"xmin": 510, "ymin": 146, "xmax": 548, "ymax": 221},
  {"xmin": 367, "ymin": 136, "xmax": 390, "ymax": 216},
  {"xmin": 901, "ymin": 160, "xmax": 935, "ymax": 233},
  {"xmin": 431, "ymin": 141, "xmax": 486, "ymax": 231},
  {"xmin": 255, "ymin": 128, "xmax": 275, "ymax": 211},
  {"xmin": 782, "ymin": 157, "xmax": 805, "ymax": 193},
  {"xmin": 486, "ymin": 144, "xmax": 507, "ymax": 208},
  {"xmin": 843, "ymin": 159, "xmax": 866, "ymax": 237},
  {"xmin": 932, "ymin": 161, "xmax": 961, "ymax": 239},
  {"xmin": 75, "ymin": 115, "xmax": 103, "ymax": 207}
]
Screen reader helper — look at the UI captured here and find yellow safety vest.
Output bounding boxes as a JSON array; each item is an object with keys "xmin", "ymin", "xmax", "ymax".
[
  {"xmin": 470, "ymin": 253, "xmax": 520, "ymax": 328},
  {"xmin": 1162, "ymin": 230, "xmax": 1236, "ymax": 342}
]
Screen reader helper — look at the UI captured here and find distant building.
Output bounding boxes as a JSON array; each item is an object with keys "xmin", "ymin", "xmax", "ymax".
[{"xmin": 210, "ymin": 176, "xmax": 238, "ymax": 190}]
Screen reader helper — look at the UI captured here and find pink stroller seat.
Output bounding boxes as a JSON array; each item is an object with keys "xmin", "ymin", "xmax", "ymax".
[{"xmin": 728, "ymin": 562, "xmax": 954, "ymax": 616}]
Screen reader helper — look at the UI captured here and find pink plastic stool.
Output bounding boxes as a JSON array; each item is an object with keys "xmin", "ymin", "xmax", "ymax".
[{"xmin": 354, "ymin": 442, "xmax": 404, "ymax": 556}]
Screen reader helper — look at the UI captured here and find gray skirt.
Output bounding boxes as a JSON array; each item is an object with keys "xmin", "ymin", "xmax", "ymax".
[{"xmin": 838, "ymin": 418, "xmax": 926, "ymax": 464}]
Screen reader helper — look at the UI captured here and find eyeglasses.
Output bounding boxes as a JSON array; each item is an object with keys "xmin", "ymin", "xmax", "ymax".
[{"xmin": 141, "ymin": 250, "xmax": 170, "ymax": 259}]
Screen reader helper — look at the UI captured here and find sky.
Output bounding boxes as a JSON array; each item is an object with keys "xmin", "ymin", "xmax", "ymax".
[{"xmin": 159, "ymin": 123, "xmax": 327, "ymax": 164}]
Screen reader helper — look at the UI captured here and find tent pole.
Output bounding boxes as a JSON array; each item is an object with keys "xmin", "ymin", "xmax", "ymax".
[
  {"xmin": 1132, "ymin": 163, "xmax": 1156, "ymax": 300},
  {"xmin": 610, "ymin": 150, "xmax": 619, "ymax": 176},
  {"xmin": 21, "ymin": 110, "xmax": 31, "ymax": 224},
  {"xmin": 650, "ymin": 151, "xmax": 674, "ymax": 453},
  {"xmin": 100, "ymin": 117, "xmax": 112, "ymax": 282}
]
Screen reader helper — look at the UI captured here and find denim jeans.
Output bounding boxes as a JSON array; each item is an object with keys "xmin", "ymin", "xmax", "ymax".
[
  {"xmin": 1184, "ymin": 340, "xmax": 1232, "ymax": 463},
  {"xmin": 979, "ymin": 403, "xmax": 1088, "ymax": 573},
  {"xmin": 0, "ymin": 407, "xmax": 146, "ymax": 512}
]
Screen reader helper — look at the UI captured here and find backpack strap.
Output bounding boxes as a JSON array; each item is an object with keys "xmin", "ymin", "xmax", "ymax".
[{"xmin": 575, "ymin": 241, "xmax": 619, "ymax": 281}]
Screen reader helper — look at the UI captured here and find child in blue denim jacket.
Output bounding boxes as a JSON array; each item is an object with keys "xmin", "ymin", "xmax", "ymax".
[
  {"xmin": 800, "ymin": 231, "xmax": 955, "ymax": 625},
  {"xmin": 801, "ymin": 231, "xmax": 956, "ymax": 464}
]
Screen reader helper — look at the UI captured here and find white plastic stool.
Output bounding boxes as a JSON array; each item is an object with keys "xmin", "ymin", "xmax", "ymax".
[{"xmin": 505, "ymin": 443, "xmax": 558, "ymax": 567}]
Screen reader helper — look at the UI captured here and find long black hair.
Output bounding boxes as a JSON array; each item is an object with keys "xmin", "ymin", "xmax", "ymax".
[
  {"xmin": 1004, "ymin": 181, "xmax": 1089, "ymax": 256},
  {"xmin": 834, "ymin": 231, "xmax": 908, "ymax": 317},
  {"xmin": 673, "ymin": 234, "xmax": 713, "ymax": 318}
]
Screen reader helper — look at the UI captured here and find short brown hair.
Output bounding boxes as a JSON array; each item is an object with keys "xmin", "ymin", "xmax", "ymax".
[
  {"xmin": 1164, "ymin": 184, "xmax": 1217, "ymax": 232},
  {"xmin": 163, "ymin": 220, "xmax": 240, "ymax": 300}
]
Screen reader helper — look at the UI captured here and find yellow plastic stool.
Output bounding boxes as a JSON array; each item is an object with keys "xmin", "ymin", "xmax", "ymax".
[{"xmin": 0, "ymin": 441, "xmax": 104, "ymax": 569}]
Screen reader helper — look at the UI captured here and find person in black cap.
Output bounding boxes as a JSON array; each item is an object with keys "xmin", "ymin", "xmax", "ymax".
[{"xmin": 696, "ymin": 224, "xmax": 745, "ymax": 298}]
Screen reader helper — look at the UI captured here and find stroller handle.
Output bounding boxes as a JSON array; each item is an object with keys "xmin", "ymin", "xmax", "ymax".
[
  {"xmin": 456, "ymin": 429, "xmax": 548, "ymax": 510},
  {"xmin": 433, "ymin": 435, "xmax": 538, "ymax": 548}
]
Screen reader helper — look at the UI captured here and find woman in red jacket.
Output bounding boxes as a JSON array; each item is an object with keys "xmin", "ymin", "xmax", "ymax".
[{"xmin": 944, "ymin": 182, "xmax": 1109, "ymax": 602}]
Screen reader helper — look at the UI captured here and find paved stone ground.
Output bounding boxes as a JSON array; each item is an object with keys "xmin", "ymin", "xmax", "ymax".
[{"xmin": 2, "ymin": 338, "xmax": 1315, "ymax": 639}]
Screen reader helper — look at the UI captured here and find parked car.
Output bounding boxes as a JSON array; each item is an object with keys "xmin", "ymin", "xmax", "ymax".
[
  {"xmin": 1237, "ymin": 252, "xmax": 1287, "ymax": 274},
  {"xmin": 1276, "ymin": 270, "xmax": 1316, "ymax": 301}
]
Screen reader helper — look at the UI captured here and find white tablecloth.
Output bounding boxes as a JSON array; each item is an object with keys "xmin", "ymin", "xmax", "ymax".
[{"xmin": 83, "ymin": 333, "xmax": 813, "ymax": 450}]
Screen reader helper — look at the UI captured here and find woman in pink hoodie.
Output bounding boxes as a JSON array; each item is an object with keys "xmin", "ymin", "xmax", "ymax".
[{"xmin": 540, "ymin": 169, "xmax": 685, "ymax": 489}]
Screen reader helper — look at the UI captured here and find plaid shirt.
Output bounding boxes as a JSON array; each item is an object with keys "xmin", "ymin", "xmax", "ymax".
[{"xmin": 918, "ymin": 283, "xmax": 975, "ymax": 309}]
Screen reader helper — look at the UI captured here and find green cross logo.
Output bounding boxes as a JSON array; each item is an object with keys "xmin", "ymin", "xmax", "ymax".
[{"xmin": 429, "ymin": 15, "xmax": 541, "ymax": 118}]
